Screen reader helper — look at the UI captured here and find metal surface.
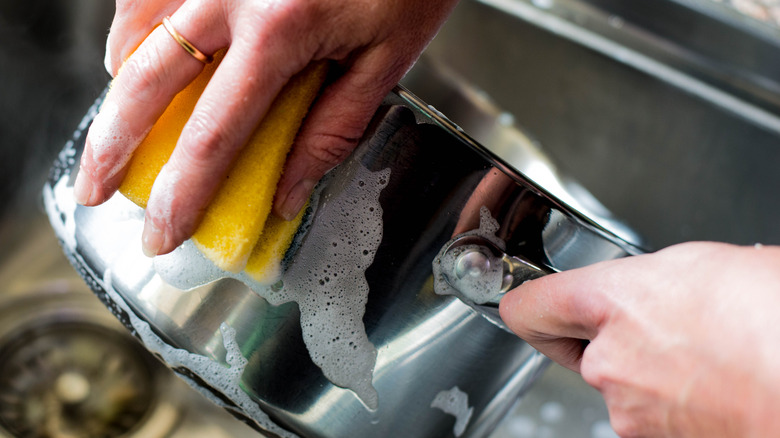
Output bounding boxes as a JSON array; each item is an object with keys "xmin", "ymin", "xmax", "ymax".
[
  {"xmin": 0, "ymin": 322, "xmax": 157, "ymax": 436},
  {"xmin": 407, "ymin": 0, "xmax": 780, "ymax": 251},
  {"xmin": 0, "ymin": 2, "xmax": 259, "ymax": 436},
  {"xmin": 437, "ymin": 233, "xmax": 551, "ymax": 330},
  {"xmin": 44, "ymin": 80, "xmax": 641, "ymax": 437},
  {"xmin": 0, "ymin": 219, "xmax": 261, "ymax": 438},
  {"xmin": 403, "ymin": 1, "xmax": 780, "ymax": 436},
  {"xmin": 444, "ymin": 235, "xmax": 546, "ymax": 300}
]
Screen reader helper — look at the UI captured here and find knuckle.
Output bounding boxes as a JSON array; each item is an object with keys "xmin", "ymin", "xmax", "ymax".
[
  {"xmin": 580, "ymin": 346, "xmax": 607, "ymax": 390},
  {"xmin": 178, "ymin": 111, "xmax": 237, "ymax": 169},
  {"xmin": 147, "ymin": 167, "xmax": 200, "ymax": 244},
  {"xmin": 119, "ymin": 47, "xmax": 170, "ymax": 104},
  {"xmin": 256, "ymin": 0, "xmax": 316, "ymax": 29},
  {"xmin": 304, "ymin": 133, "xmax": 359, "ymax": 168},
  {"xmin": 237, "ymin": 1, "xmax": 318, "ymax": 62}
]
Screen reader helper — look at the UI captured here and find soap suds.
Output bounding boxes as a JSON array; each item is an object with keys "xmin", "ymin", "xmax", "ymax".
[
  {"xmin": 432, "ymin": 206, "xmax": 506, "ymax": 304},
  {"xmin": 106, "ymin": 269, "xmax": 297, "ymax": 438},
  {"xmin": 46, "ymin": 106, "xmax": 390, "ymax": 421},
  {"xmin": 45, "ymin": 175, "xmax": 297, "ymax": 437},
  {"xmin": 431, "ymin": 386, "xmax": 474, "ymax": 437},
  {"xmin": 45, "ymin": 176, "xmax": 78, "ymax": 251},
  {"xmin": 154, "ymin": 163, "xmax": 389, "ymax": 410},
  {"xmin": 146, "ymin": 165, "xmax": 184, "ymax": 226},
  {"xmin": 85, "ymin": 100, "xmax": 148, "ymax": 181}
]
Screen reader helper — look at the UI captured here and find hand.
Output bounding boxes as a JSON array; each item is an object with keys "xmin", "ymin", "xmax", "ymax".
[
  {"xmin": 75, "ymin": 0, "xmax": 458, "ymax": 256},
  {"xmin": 500, "ymin": 242, "xmax": 780, "ymax": 437}
]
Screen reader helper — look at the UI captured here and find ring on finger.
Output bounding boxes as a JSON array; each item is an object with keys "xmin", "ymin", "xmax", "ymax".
[{"xmin": 162, "ymin": 16, "xmax": 213, "ymax": 64}]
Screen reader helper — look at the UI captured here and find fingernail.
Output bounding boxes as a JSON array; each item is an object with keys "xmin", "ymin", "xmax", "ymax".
[
  {"xmin": 73, "ymin": 172, "xmax": 98, "ymax": 205},
  {"xmin": 279, "ymin": 179, "xmax": 316, "ymax": 221},
  {"xmin": 142, "ymin": 220, "xmax": 165, "ymax": 258}
]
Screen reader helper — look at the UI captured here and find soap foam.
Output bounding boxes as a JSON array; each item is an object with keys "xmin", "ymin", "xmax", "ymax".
[
  {"xmin": 146, "ymin": 165, "xmax": 184, "ymax": 228},
  {"xmin": 46, "ymin": 108, "xmax": 389, "ymax": 420},
  {"xmin": 432, "ymin": 206, "xmax": 506, "ymax": 304},
  {"xmin": 45, "ymin": 176, "xmax": 298, "ymax": 437},
  {"xmin": 47, "ymin": 156, "xmax": 296, "ymax": 436},
  {"xmin": 154, "ymin": 163, "xmax": 389, "ymax": 410},
  {"xmin": 103, "ymin": 269, "xmax": 297, "ymax": 438},
  {"xmin": 268, "ymin": 165, "xmax": 388, "ymax": 410},
  {"xmin": 85, "ymin": 100, "xmax": 148, "ymax": 181},
  {"xmin": 431, "ymin": 386, "xmax": 474, "ymax": 437}
]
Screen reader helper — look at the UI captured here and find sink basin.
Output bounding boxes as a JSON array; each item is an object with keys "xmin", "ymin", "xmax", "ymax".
[
  {"xmin": 4, "ymin": 0, "xmax": 780, "ymax": 437},
  {"xmin": 405, "ymin": 0, "xmax": 780, "ymax": 250}
]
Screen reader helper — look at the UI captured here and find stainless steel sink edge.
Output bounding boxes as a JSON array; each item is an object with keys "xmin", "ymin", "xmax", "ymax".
[{"xmin": 475, "ymin": 0, "xmax": 780, "ymax": 135}]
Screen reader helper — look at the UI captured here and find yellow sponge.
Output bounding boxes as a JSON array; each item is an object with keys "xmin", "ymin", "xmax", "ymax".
[
  {"xmin": 118, "ymin": 51, "xmax": 223, "ymax": 207},
  {"xmin": 118, "ymin": 54, "xmax": 328, "ymax": 273},
  {"xmin": 245, "ymin": 201, "xmax": 308, "ymax": 283}
]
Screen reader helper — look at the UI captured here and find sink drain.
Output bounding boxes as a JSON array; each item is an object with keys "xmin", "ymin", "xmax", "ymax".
[{"xmin": 0, "ymin": 321, "xmax": 156, "ymax": 438}]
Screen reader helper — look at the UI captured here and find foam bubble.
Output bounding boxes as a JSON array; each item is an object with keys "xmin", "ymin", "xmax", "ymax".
[
  {"xmin": 46, "ymin": 175, "xmax": 297, "ymax": 437},
  {"xmin": 432, "ymin": 206, "xmax": 506, "ymax": 304},
  {"xmin": 146, "ymin": 166, "xmax": 184, "ymax": 227},
  {"xmin": 86, "ymin": 100, "xmax": 148, "ymax": 181},
  {"xmin": 154, "ymin": 163, "xmax": 389, "ymax": 410},
  {"xmin": 48, "ymin": 127, "xmax": 390, "ymax": 420},
  {"xmin": 101, "ymin": 269, "xmax": 298, "ymax": 438},
  {"xmin": 431, "ymin": 386, "xmax": 474, "ymax": 437}
]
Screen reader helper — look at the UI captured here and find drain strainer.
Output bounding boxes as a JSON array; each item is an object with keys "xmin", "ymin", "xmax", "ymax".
[{"xmin": 0, "ymin": 321, "xmax": 156, "ymax": 438}]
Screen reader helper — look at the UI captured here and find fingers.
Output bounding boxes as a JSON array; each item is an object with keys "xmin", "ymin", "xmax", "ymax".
[
  {"xmin": 274, "ymin": 47, "xmax": 408, "ymax": 220},
  {"xmin": 500, "ymin": 268, "xmax": 608, "ymax": 339},
  {"xmin": 105, "ymin": 1, "xmax": 186, "ymax": 77},
  {"xmin": 272, "ymin": 0, "xmax": 458, "ymax": 221},
  {"xmin": 85, "ymin": 0, "xmax": 456, "ymax": 257},
  {"xmin": 531, "ymin": 338, "xmax": 590, "ymax": 373},
  {"xmin": 76, "ymin": 8, "xmax": 227, "ymax": 208},
  {"xmin": 499, "ymin": 261, "xmax": 616, "ymax": 369},
  {"xmin": 142, "ymin": 21, "xmax": 307, "ymax": 255}
]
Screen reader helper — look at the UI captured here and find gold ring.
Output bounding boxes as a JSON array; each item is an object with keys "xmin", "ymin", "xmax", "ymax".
[{"xmin": 162, "ymin": 16, "xmax": 213, "ymax": 64}]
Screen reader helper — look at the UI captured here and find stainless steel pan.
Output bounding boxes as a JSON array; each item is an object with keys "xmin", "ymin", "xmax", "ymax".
[{"xmin": 44, "ymin": 82, "xmax": 642, "ymax": 438}]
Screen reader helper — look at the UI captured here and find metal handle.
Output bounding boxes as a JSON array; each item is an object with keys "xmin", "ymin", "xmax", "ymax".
[
  {"xmin": 435, "ymin": 233, "xmax": 555, "ymax": 332},
  {"xmin": 440, "ymin": 234, "xmax": 552, "ymax": 306}
]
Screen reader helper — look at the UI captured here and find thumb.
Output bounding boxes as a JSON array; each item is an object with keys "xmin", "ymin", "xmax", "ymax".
[
  {"xmin": 274, "ymin": 49, "xmax": 406, "ymax": 220},
  {"xmin": 499, "ymin": 265, "xmax": 612, "ymax": 372}
]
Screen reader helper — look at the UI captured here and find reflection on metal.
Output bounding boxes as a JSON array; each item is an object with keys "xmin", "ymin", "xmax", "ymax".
[
  {"xmin": 401, "ymin": 60, "xmax": 645, "ymax": 249},
  {"xmin": 681, "ymin": 0, "xmax": 780, "ymax": 30}
]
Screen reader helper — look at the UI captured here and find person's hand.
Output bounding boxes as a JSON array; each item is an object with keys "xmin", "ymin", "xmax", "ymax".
[
  {"xmin": 75, "ymin": 0, "xmax": 458, "ymax": 256},
  {"xmin": 500, "ymin": 242, "xmax": 780, "ymax": 437}
]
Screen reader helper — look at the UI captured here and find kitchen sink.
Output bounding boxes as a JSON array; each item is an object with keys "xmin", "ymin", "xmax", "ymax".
[
  {"xmin": 407, "ymin": 0, "xmax": 780, "ymax": 251},
  {"xmin": 3, "ymin": 0, "xmax": 780, "ymax": 437}
]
